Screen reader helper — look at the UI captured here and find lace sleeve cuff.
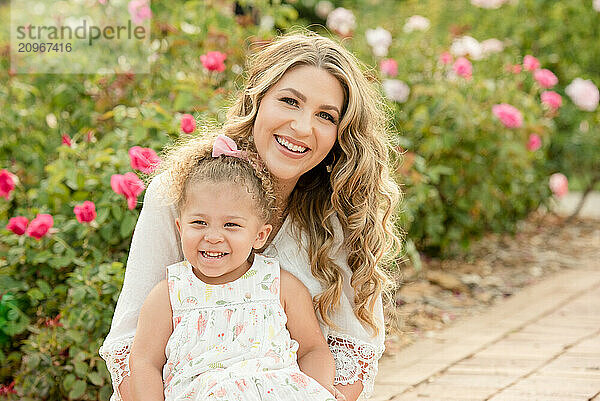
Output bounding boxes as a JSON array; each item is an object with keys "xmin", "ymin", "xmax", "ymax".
[
  {"xmin": 99, "ymin": 338, "xmax": 133, "ymax": 401},
  {"xmin": 328, "ymin": 332, "xmax": 385, "ymax": 399}
]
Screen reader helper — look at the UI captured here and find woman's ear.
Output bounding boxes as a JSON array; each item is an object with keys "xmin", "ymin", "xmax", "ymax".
[{"xmin": 253, "ymin": 224, "xmax": 273, "ymax": 249}]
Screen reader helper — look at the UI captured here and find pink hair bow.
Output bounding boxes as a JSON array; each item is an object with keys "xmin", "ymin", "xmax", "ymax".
[{"xmin": 212, "ymin": 134, "xmax": 247, "ymax": 160}]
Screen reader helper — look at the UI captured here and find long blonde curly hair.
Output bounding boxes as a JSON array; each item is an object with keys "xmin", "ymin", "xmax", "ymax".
[{"xmin": 221, "ymin": 30, "xmax": 402, "ymax": 336}]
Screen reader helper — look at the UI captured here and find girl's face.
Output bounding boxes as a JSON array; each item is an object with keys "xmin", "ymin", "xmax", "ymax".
[
  {"xmin": 175, "ymin": 181, "xmax": 272, "ymax": 285},
  {"xmin": 252, "ymin": 65, "xmax": 345, "ymax": 191}
]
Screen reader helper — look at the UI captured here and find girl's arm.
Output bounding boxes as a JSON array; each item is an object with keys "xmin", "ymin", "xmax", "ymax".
[
  {"xmin": 129, "ymin": 280, "xmax": 173, "ymax": 401},
  {"xmin": 280, "ymin": 269, "xmax": 336, "ymax": 393}
]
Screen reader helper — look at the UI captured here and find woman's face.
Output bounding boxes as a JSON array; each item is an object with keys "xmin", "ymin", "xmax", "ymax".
[{"xmin": 253, "ymin": 65, "xmax": 345, "ymax": 190}]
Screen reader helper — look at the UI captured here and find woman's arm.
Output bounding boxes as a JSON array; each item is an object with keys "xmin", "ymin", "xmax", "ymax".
[
  {"xmin": 99, "ymin": 174, "xmax": 183, "ymax": 401},
  {"xmin": 280, "ymin": 269, "xmax": 336, "ymax": 393},
  {"xmin": 129, "ymin": 280, "xmax": 173, "ymax": 401}
]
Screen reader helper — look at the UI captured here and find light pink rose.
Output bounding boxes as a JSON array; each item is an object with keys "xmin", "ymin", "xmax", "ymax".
[
  {"xmin": 523, "ymin": 55, "xmax": 540, "ymax": 71},
  {"xmin": 365, "ymin": 27, "xmax": 392, "ymax": 57},
  {"xmin": 74, "ymin": 201, "xmax": 97, "ymax": 223},
  {"xmin": 26, "ymin": 214, "xmax": 53, "ymax": 240},
  {"xmin": 534, "ymin": 69, "xmax": 558, "ymax": 89},
  {"xmin": 180, "ymin": 114, "xmax": 196, "ymax": 133},
  {"xmin": 492, "ymin": 104, "xmax": 523, "ymax": 128},
  {"xmin": 129, "ymin": 146, "xmax": 161, "ymax": 174},
  {"xmin": 200, "ymin": 51, "xmax": 227, "ymax": 72},
  {"xmin": 540, "ymin": 91, "xmax": 562, "ymax": 110},
  {"xmin": 62, "ymin": 133, "xmax": 72, "ymax": 147},
  {"xmin": 6, "ymin": 216, "xmax": 29, "ymax": 235},
  {"xmin": 471, "ymin": 0, "xmax": 507, "ymax": 9},
  {"xmin": 403, "ymin": 15, "xmax": 430, "ymax": 33},
  {"xmin": 382, "ymin": 79, "xmax": 410, "ymax": 103},
  {"xmin": 110, "ymin": 172, "xmax": 145, "ymax": 210},
  {"xmin": 565, "ymin": 78, "xmax": 599, "ymax": 112},
  {"xmin": 0, "ymin": 169, "xmax": 15, "ymax": 199},
  {"xmin": 549, "ymin": 173, "xmax": 568, "ymax": 197},
  {"xmin": 380, "ymin": 59, "xmax": 398, "ymax": 77},
  {"xmin": 453, "ymin": 57, "xmax": 472, "ymax": 79},
  {"xmin": 527, "ymin": 134, "xmax": 542, "ymax": 151},
  {"xmin": 439, "ymin": 51, "xmax": 453, "ymax": 65},
  {"xmin": 326, "ymin": 7, "xmax": 356, "ymax": 36},
  {"xmin": 128, "ymin": 0, "xmax": 152, "ymax": 25}
]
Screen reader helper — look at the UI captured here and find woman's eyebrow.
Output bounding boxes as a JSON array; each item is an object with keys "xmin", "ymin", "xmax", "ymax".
[{"xmin": 279, "ymin": 88, "xmax": 340, "ymax": 116}]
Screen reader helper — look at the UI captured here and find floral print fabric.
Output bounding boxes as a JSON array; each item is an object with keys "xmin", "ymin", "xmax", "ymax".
[{"xmin": 164, "ymin": 254, "xmax": 335, "ymax": 400}]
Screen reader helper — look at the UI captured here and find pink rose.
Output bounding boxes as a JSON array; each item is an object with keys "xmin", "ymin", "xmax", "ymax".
[
  {"xmin": 510, "ymin": 64, "xmax": 522, "ymax": 74},
  {"xmin": 523, "ymin": 55, "xmax": 540, "ymax": 71},
  {"xmin": 129, "ymin": 146, "xmax": 161, "ymax": 174},
  {"xmin": 74, "ymin": 201, "xmax": 97, "ymax": 223},
  {"xmin": 0, "ymin": 169, "xmax": 16, "ymax": 199},
  {"xmin": 26, "ymin": 214, "xmax": 53, "ymax": 240},
  {"xmin": 453, "ymin": 57, "xmax": 472, "ymax": 79},
  {"xmin": 6, "ymin": 216, "xmax": 29, "ymax": 235},
  {"xmin": 492, "ymin": 104, "xmax": 523, "ymax": 128},
  {"xmin": 110, "ymin": 172, "xmax": 145, "ymax": 210},
  {"xmin": 380, "ymin": 59, "xmax": 398, "ymax": 77},
  {"xmin": 527, "ymin": 134, "xmax": 542, "ymax": 151},
  {"xmin": 534, "ymin": 69, "xmax": 558, "ymax": 89},
  {"xmin": 540, "ymin": 91, "xmax": 562, "ymax": 110},
  {"xmin": 289, "ymin": 372, "xmax": 309, "ymax": 387},
  {"xmin": 180, "ymin": 114, "xmax": 196, "ymax": 134},
  {"xmin": 549, "ymin": 173, "xmax": 568, "ymax": 198},
  {"xmin": 439, "ymin": 51, "xmax": 453, "ymax": 65},
  {"xmin": 62, "ymin": 134, "xmax": 72, "ymax": 147},
  {"xmin": 200, "ymin": 51, "xmax": 227, "ymax": 72},
  {"xmin": 128, "ymin": 0, "xmax": 152, "ymax": 25}
]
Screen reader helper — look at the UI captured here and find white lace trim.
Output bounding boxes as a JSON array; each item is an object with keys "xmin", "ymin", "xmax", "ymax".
[
  {"xmin": 328, "ymin": 332, "xmax": 385, "ymax": 399},
  {"xmin": 99, "ymin": 338, "xmax": 134, "ymax": 401}
]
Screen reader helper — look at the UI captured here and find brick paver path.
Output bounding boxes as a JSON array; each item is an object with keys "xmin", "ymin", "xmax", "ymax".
[{"xmin": 373, "ymin": 267, "xmax": 600, "ymax": 401}]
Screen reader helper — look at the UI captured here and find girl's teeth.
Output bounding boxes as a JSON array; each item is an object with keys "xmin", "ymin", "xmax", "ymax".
[{"xmin": 203, "ymin": 251, "xmax": 225, "ymax": 258}]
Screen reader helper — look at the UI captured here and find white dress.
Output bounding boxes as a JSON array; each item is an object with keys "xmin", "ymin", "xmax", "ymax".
[
  {"xmin": 163, "ymin": 254, "xmax": 335, "ymax": 401},
  {"xmin": 100, "ymin": 174, "xmax": 385, "ymax": 400}
]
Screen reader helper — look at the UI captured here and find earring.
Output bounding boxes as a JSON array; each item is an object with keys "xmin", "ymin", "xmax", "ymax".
[{"xmin": 325, "ymin": 152, "xmax": 336, "ymax": 173}]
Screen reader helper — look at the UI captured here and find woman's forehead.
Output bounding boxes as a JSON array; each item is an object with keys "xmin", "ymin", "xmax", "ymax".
[{"xmin": 273, "ymin": 65, "xmax": 345, "ymax": 110}]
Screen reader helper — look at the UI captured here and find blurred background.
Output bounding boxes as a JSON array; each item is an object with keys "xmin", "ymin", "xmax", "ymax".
[{"xmin": 0, "ymin": 0, "xmax": 599, "ymax": 399}]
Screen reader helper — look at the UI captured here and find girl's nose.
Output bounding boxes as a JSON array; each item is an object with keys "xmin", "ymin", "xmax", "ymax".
[{"xmin": 204, "ymin": 229, "xmax": 224, "ymax": 243}]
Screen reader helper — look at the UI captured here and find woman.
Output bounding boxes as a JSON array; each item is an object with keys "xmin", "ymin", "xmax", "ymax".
[{"xmin": 100, "ymin": 30, "xmax": 401, "ymax": 401}]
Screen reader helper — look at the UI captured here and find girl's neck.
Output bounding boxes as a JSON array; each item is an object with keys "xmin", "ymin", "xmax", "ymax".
[{"xmin": 191, "ymin": 259, "xmax": 251, "ymax": 285}]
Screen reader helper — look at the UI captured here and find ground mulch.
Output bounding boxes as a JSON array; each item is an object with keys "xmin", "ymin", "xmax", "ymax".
[{"xmin": 383, "ymin": 212, "xmax": 600, "ymax": 357}]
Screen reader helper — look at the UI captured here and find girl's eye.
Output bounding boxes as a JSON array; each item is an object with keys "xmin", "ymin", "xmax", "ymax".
[
  {"xmin": 224, "ymin": 223, "xmax": 240, "ymax": 228},
  {"xmin": 192, "ymin": 220, "xmax": 206, "ymax": 225},
  {"xmin": 317, "ymin": 111, "xmax": 336, "ymax": 124},
  {"xmin": 280, "ymin": 97, "xmax": 298, "ymax": 107}
]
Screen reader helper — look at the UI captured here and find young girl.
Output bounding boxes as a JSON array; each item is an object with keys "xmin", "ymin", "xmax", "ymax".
[{"xmin": 129, "ymin": 134, "xmax": 345, "ymax": 401}]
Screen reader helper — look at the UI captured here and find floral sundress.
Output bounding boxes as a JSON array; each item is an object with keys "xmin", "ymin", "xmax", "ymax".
[{"xmin": 163, "ymin": 254, "xmax": 336, "ymax": 401}]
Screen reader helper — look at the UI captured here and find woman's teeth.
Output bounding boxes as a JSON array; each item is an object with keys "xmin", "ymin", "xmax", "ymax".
[
  {"xmin": 275, "ymin": 135, "xmax": 308, "ymax": 153},
  {"xmin": 201, "ymin": 251, "xmax": 226, "ymax": 258}
]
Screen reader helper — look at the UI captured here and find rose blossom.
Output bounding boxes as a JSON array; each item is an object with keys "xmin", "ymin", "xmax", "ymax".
[
  {"xmin": 540, "ymin": 91, "xmax": 562, "ymax": 110},
  {"xmin": 527, "ymin": 134, "xmax": 542, "ymax": 151},
  {"xmin": 365, "ymin": 27, "xmax": 392, "ymax": 57},
  {"xmin": 439, "ymin": 51, "xmax": 453, "ymax": 65},
  {"xmin": 534, "ymin": 69, "xmax": 558, "ymax": 89},
  {"xmin": 380, "ymin": 59, "xmax": 398, "ymax": 77},
  {"xmin": 523, "ymin": 55, "xmax": 540, "ymax": 71},
  {"xmin": 594, "ymin": 0, "xmax": 600, "ymax": 12},
  {"xmin": 510, "ymin": 64, "xmax": 522, "ymax": 74},
  {"xmin": 26, "ymin": 214, "xmax": 53, "ymax": 240},
  {"xmin": 129, "ymin": 146, "xmax": 161, "ymax": 174},
  {"xmin": 471, "ymin": 0, "xmax": 507, "ymax": 9},
  {"xmin": 0, "ymin": 169, "xmax": 15, "ymax": 199},
  {"xmin": 492, "ymin": 104, "xmax": 523, "ymax": 128},
  {"xmin": 62, "ymin": 134, "xmax": 72, "ymax": 147},
  {"xmin": 111, "ymin": 172, "xmax": 145, "ymax": 210},
  {"xmin": 403, "ymin": 15, "xmax": 430, "ymax": 33},
  {"xmin": 549, "ymin": 173, "xmax": 568, "ymax": 198},
  {"xmin": 180, "ymin": 114, "xmax": 196, "ymax": 133},
  {"xmin": 200, "ymin": 51, "xmax": 227, "ymax": 72},
  {"xmin": 128, "ymin": 0, "xmax": 152, "ymax": 25},
  {"xmin": 74, "ymin": 201, "xmax": 97, "ymax": 223},
  {"xmin": 315, "ymin": 0, "xmax": 334, "ymax": 19},
  {"xmin": 450, "ymin": 36, "xmax": 483, "ymax": 60},
  {"xmin": 326, "ymin": 7, "xmax": 356, "ymax": 36},
  {"xmin": 453, "ymin": 57, "xmax": 473, "ymax": 79},
  {"xmin": 6, "ymin": 216, "xmax": 29, "ymax": 235},
  {"xmin": 480, "ymin": 38, "xmax": 504, "ymax": 55},
  {"xmin": 382, "ymin": 79, "xmax": 410, "ymax": 103},
  {"xmin": 565, "ymin": 78, "xmax": 599, "ymax": 111}
]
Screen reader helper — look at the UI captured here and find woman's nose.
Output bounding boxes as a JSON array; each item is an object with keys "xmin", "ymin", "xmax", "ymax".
[{"xmin": 290, "ymin": 111, "xmax": 312, "ymax": 136}]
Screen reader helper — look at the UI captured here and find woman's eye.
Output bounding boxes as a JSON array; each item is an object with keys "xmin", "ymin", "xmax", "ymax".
[
  {"xmin": 280, "ymin": 97, "xmax": 298, "ymax": 107},
  {"xmin": 318, "ymin": 111, "xmax": 336, "ymax": 123}
]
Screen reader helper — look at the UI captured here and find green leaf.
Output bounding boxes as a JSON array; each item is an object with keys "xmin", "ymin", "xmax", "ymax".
[
  {"xmin": 120, "ymin": 213, "xmax": 136, "ymax": 238},
  {"xmin": 63, "ymin": 373, "xmax": 76, "ymax": 391},
  {"xmin": 69, "ymin": 380, "xmax": 87, "ymax": 399},
  {"xmin": 35, "ymin": 280, "xmax": 52, "ymax": 295},
  {"xmin": 87, "ymin": 371, "xmax": 104, "ymax": 386}
]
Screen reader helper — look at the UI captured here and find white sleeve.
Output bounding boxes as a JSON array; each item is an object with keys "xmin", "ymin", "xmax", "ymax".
[
  {"xmin": 271, "ymin": 215, "xmax": 385, "ymax": 399},
  {"xmin": 99, "ymin": 173, "xmax": 183, "ymax": 401}
]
